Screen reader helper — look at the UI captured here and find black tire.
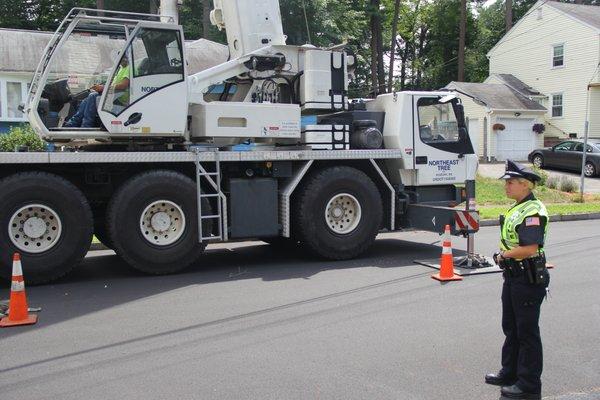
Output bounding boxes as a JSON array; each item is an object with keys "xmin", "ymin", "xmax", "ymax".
[
  {"xmin": 0, "ymin": 172, "xmax": 93, "ymax": 284},
  {"xmin": 584, "ymin": 161, "xmax": 596, "ymax": 178},
  {"xmin": 532, "ymin": 154, "xmax": 544, "ymax": 169},
  {"xmin": 292, "ymin": 166, "xmax": 383, "ymax": 260},
  {"xmin": 107, "ymin": 170, "xmax": 211, "ymax": 275}
]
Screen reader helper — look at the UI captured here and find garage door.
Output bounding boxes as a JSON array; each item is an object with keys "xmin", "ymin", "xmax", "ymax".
[{"xmin": 495, "ymin": 118, "xmax": 536, "ymax": 161}]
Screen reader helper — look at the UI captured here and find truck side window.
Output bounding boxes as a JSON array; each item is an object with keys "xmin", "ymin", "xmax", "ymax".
[{"xmin": 417, "ymin": 98, "xmax": 460, "ymax": 144}]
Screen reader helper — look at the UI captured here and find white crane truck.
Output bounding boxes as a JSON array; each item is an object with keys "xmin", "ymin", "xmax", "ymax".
[{"xmin": 0, "ymin": 0, "xmax": 479, "ymax": 284}]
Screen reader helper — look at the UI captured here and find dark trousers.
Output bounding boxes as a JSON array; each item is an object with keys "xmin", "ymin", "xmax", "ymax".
[
  {"xmin": 500, "ymin": 271, "xmax": 549, "ymax": 393},
  {"xmin": 64, "ymin": 91, "xmax": 100, "ymax": 128}
]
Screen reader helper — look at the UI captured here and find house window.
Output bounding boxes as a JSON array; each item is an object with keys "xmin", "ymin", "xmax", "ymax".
[
  {"xmin": 7, "ymin": 82, "xmax": 23, "ymax": 118},
  {"xmin": 552, "ymin": 44, "xmax": 564, "ymax": 68},
  {"xmin": 551, "ymin": 94, "xmax": 563, "ymax": 118},
  {"xmin": 1, "ymin": 79, "xmax": 29, "ymax": 121}
]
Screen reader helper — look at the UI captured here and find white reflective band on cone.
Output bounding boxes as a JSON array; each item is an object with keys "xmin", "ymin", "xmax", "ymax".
[
  {"xmin": 442, "ymin": 245, "xmax": 452, "ymax": 255},
  {"xmin": 12, "ymin": 260, "xmax": 23, "ymax": 276},
  {"xmin": 11, "ymin": 280, "xmax": 25, "ymax": 292}
]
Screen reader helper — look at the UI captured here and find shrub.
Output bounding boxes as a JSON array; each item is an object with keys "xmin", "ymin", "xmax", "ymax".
[
  {"xmin": 0, "ymin": 125, "xmax": 45, "ymax": 152},
  {"xmin": 559, "ymin": 176, "xmax": 578, "ymax": 193},
  {"xmin": 546, "ymin": 175, "xmax": 559, "ymax": 189},
  {"xmin": 531, "ymin": 166, "xmax": 548, "ymax": 186}
]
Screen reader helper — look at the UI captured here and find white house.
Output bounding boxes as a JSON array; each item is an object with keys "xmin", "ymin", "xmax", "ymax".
[
  {"xmin": 446, "ymin": 80, "xmax": 547, "ymax": 161},
  {"xmin": 0, "ymin": 28, "xmax": 229, "ymax": 133},
  {"xmin": 487, "ymin": 0, "xmax": 600, "ymax": 140}
]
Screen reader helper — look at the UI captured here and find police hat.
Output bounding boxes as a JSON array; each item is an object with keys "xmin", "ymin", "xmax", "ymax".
[{"xmin": 499, "ymin": 159, "xmax": 541, "ymax": 183}]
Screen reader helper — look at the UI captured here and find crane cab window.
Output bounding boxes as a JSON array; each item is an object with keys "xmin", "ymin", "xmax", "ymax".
[
  {"xmin": 102, "ymin": 28, "xmax": 184, "ymax": 116},
  {"xmin": 417, "ymin": 98, "xmax": 460, "ymax": 144}
]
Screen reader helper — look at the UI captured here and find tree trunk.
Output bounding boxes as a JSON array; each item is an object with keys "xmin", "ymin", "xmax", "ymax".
[
  {"xmin": 506, "ymin": 0, "xmax": 513, "ymax": 32},
  {"xmin": 203, "ymin": 0, "xmax": 212, "ymax": 39},
  {"xmin": 458, "ymin": 0, "xmax": 466, "ymax": 82},
  {"xmin": 96, "ymin": 0, "xmax": 104, "ymax": 9},
  {"xmin": 369, "ymin": 0, "xmax": 380, "ymax": 96},
  {"xmin": 376, "ymin": 19, "xmax": 385, "ymax": 93},
  {"xmin": 400, "ymin": 39, "xmax": 409, "ymax": 90},
  {"xmin": 416, "ymin": 25, "xmax": 426, "ymax": 89},
  {"xmin": 388, "ymin": 0, "xmax": 401, "ymax": 92}
]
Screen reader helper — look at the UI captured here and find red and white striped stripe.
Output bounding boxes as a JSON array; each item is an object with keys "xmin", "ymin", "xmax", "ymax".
[
  {"xmin": 11, "ymin": 253, "xmax": 25, "ymax": 292},
  {"xmin": 455, "ymin": 210, "xmax": 480, "ymax": 232}
]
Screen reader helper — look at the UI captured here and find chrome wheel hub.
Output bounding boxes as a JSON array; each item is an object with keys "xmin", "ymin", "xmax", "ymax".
[
  {"xmin": 325, "ymin": 193, "xmax": 362, "ymax": 235},
  {"xmin": 9, "ymin": 204, "xmax": 62, "ymax": 253},
  {"xmin": 140, "ymin": 200, "xmax": 186, "ymax": 246}
]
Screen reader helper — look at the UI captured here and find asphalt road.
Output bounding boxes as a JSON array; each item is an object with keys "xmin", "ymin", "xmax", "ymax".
[{"xmin": 1, "ymin": 220, "xmax": 599, "ymax": 400}]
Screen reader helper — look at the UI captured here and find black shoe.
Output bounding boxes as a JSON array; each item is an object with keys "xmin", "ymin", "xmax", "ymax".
[
  {"xmin": 485, "ymin": 372, "xmax": 516, "ymax": 386},
  {"xmin": 500, "ymin": 384, "xmax": 541, "ymax": 399}
]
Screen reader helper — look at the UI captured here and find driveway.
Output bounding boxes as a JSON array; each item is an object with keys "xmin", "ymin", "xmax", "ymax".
[{"xmin": 478, "ymin": 162, "xmax": 600, "ymax": 194}]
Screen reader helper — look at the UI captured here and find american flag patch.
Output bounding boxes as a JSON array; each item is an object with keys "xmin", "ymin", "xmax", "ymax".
[{"xmin": 525, "ymin": 217, "xmax": 540, "ymax": 226}]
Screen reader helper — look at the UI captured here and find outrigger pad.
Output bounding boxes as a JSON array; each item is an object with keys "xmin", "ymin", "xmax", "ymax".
[{"xmin": 415, "ymin": 255, "xmax": 504, "ymax": 276}]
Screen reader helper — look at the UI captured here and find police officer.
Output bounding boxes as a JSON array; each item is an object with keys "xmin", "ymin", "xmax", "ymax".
[{"xmin": 485, "ymin": 160, "xmax": 550, "ymax": 400}]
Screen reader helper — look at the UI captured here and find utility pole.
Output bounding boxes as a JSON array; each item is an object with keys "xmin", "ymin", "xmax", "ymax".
[
  {"xmin": 388, "ymin": 0, "xmax": 401, "ymax": 93},
  {"xmin": 203, "ymin": 0, "xmax": 212, "ymax": 39},
  {"xmin": 506, "ymin": 0, "xmax": 513, "ymax": 32},
  {"xmin": 458, "ymin": 0, "xmax": 466, "ymax": 82}
]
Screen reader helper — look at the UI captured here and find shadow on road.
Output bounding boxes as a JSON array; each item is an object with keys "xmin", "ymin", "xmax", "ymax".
[{"xmin": 0, "ymin": 236, "xmax": 458, "ymax": 337}]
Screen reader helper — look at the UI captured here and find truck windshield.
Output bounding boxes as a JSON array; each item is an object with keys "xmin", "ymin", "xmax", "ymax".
[
  {"xmin": 46, "ymin": 21, "xmax": 127, "ymax": 98},
  {"xmin": 417, "ymin": 98, "xmax": 460, "ymax": 144}
]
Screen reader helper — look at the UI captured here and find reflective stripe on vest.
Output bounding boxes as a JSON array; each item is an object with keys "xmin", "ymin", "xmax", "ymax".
[{"xmin": 500, "ymin": 198, "xmax": 549, "ymax": 255}]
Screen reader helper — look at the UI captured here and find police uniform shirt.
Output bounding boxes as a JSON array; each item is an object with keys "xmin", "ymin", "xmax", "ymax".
[{"xmin": 516, "ymin": 193, "xmax": 546, "ymax": 247}]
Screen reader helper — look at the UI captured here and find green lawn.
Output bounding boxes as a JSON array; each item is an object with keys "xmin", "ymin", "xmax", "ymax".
[{"xmin": 476, "ymin": 175, "xmax": 600, "ymax": 220}]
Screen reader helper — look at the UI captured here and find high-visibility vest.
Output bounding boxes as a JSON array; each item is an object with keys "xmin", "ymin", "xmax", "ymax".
[{"xmin": 500, "ymin": 197, "xmax": 549, "ymax": 258}]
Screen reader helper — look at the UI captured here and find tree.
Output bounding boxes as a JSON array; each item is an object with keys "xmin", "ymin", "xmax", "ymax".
[
  {"xmin": 505, "ymin": 0, "xmax": 513, "ymax": 31},
  {"xmin": 458, "ymin": 0, "xmax": 466, "ymax": 81},
  {"xmin": 388, "ymin": 0, "xmax": 401, "ymax": 92}
]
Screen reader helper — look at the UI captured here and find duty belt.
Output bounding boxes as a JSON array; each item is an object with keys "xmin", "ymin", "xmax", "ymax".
[{"xmin": 503, "ymin": 255, "xmax": 547, "ymax": 279}]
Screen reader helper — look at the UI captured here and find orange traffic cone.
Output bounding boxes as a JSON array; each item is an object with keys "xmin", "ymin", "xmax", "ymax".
[
  {"xmin": 0, "ymin": 253, "xmax": 38, "ymax": 327},
  {"xmin": 432, "ymin": 225, "xmax": 462, "ymax": 282}
]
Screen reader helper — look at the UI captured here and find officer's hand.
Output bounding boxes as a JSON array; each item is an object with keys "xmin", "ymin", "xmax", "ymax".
[{"xmin": 493, "ymin": 252, "xmax": 504, "ymax": 268}]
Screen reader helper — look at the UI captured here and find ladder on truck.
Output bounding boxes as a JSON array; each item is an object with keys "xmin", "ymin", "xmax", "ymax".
[{"xmin": 194, "ymin": 149, "xmax": 228, "ymax": 243}]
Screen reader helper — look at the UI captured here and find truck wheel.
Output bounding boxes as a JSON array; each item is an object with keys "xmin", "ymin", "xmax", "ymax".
[
  {"xmin": 532, "ymin": 154, "xmax": 544, "ymax": 169},
  {"xmin": 293, "ymin": 166, "xmax": 383, "ymax": 260},
  {"xmin": 107, "ymin": 170, "xmax": 211, "ymax": 275},
  {"xmin": 0, "ymin": 172, "xmax": 93, "ymax": 284}
]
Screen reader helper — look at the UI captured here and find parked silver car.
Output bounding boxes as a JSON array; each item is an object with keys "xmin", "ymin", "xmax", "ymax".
[{"xmin": 528, "ymin": 139, "xmax": 600, "ymax": 177}]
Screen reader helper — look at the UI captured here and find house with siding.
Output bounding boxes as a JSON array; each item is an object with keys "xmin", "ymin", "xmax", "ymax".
[
  {"xmin": 449, "ymin": 0, "xmax": 600, "ymax": 161},
  {"xmin": 487, "ymin": 1, "xmax": 600, "ymax": 140},
  {"xmin": 0, "ymin": 28, "xmax": 229, "ymax": 133}
]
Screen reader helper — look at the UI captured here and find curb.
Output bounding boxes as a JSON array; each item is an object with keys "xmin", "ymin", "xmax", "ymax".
[{"xmin": 480, "ymin": 212, "xmax": 600, "ymax": 227}]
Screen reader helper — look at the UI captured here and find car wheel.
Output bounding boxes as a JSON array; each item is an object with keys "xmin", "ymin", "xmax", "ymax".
[
  {"xmin": 584, "ymin": 162, "xmax": 596, "ymax": 178},
  {"xmin": 292, "ymin": 166, "xmax": 383, "ymax": 260},
  {"xmin": 532, "ymin": 154, "xmax": 544, "ymax": 169},
  {"xmin": 0, "ymin": 172, "xmax": 93, "ymax": 284}
]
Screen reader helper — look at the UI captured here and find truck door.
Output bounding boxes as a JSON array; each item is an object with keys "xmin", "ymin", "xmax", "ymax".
[
  {"xmin": 412, "ymin": 95, "xmax": 475, "ymax": 186},
  {"xmin": 98, "ymin": 23, "xmax": 188, "ymax": 136}
]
